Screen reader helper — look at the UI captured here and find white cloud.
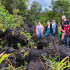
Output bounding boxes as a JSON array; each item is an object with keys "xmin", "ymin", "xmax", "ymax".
[
  {"xmin": 27, "ymin": 0, "xmax": 57, "ymax": 10},
  {"xmin": 29, "ymin": 0, "xmax": 51, "ymax": 10}
]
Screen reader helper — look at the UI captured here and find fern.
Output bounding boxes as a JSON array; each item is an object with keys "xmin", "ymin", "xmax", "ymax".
[
  {"xmin": 0, "ymin": 53, "xmax": 15, "ymax": 63},
  {"xmin": 56, "ymin": 56, "xmax": 70, "ymax": 70}
]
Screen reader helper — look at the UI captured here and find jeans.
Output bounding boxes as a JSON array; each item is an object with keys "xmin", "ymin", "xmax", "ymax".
[
  {"xmin": 65, "ymin": 33, "xmax": 70, "ymax": 48},
  {"xmin": 45, "ymin": 35, "xmax": 47, "ymax": 38},
  {"xmin": 38, "ymin": 34, "xmax": 44, "ymax": 38},
  {"xmin": 52, "ymin": 33, "xmax": 56, "ymax": 37},
  {"xmin": 45, "ymin": 35, "xmax": 49, "ymax": 38}
]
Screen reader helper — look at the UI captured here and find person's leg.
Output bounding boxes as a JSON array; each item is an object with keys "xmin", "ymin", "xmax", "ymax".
[
  {"xmin": 67, "ymin": 36, "xmax": 69, "ymax": 48},
  {"xmin": 65, "ymin": 33, "xmax": 67, "ymax": 47},
  {"xmin": 45, "ymin": 35, "xmax": 47, "ymax": 38},
  {"xmin": 53, "ymin": 33, "xmax": 55, "ymax": 37},
  {"xmin": 38, "ymin": 33, "xmax": 41, "ymax": 37},
  {"xmin": 65, "ymin": 36, "xmax": 68, "ymax": 47},
  {"xmin": 41, "ymin": 34, "xmax": 44, "ymax": 38},
  {"xmin": 61, "ymin": 33, "xmax": 65, "ymax": 40},
  {"xmin": 69, "ymin": 36, "xmax": 70, "ymax": 48},
  {"xmin": 65, "ymin": 34, "xmax": 69, "ymax": 48}
]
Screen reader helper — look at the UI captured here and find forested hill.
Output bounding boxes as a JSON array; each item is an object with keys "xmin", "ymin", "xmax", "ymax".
[
  {"xmin": 0, "ymin": 0, "xmax": 70, "ymax": 37},
  {"xmin": 0, "ymin": 0, "xmax": 70, "ymax": 70}
]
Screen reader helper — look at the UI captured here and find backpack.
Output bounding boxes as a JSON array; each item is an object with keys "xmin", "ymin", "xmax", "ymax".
[{"xmin": 65, "ymin": 25, "xmax": 70, "ymax": 36}]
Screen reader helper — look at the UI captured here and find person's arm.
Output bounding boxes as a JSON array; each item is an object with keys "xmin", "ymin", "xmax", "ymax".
[
  {"xmin": 59, "ymin": 25, "xmax": 65, "ymax": 33},
  {"xmin": 41, "ymin": 25, "xmax": 44, "ymax": 33},
  {"xmin": 64, "ymin": 27, "xmax": 66, "ymax": 33},
  {"xmin": 36, "ymin": 26, "xmax": 38, "ymax": 35}
]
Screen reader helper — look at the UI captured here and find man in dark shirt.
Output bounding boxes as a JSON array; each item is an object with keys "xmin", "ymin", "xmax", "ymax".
[{"xmin": 59, "ymin": 15, "xmax": 69, "ymax": 40}]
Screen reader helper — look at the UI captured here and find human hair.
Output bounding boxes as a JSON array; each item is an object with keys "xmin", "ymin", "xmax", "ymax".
[
  {"xmin": 52, "ymin": 18, "xmax": 55, "ymax": 20},
  {"xmin": 47, "ymin": 20, "xmax": 50, "ymax": 22},
  {"xmin": 62, "ymin": 15, "xmax": 66, "ymax": 19},
  {"xmin": 47, "ymin": 20, "xmax": 50, "ymax": 25}
]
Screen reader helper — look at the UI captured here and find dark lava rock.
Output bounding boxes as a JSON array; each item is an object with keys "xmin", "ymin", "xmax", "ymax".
[
  {"xmin": 0, "ymin": 63, "xmax": 5, "ymax": 69},
  {"xmin": 26, "ymin": 61, "xmax": 45, "ymax": 70},
  {"xmin": 3, "ymin": 28, "xmax": 27, "ymax": 48}
]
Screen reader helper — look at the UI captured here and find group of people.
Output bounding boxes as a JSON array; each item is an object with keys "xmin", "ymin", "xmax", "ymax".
[
  {"xmin": 36, "ymin": 15, "xmax": 70, "ymax": 48},
  {"xmin": 36, "ymin": 18, "xmax": 58, "ymax": 38}
]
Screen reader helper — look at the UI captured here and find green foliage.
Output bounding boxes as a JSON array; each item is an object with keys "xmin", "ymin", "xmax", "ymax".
[
  {"xmin": 24, "ymin": 61, "xmax": 28, "ymax": 70},
  {"xmin": 6, "ymin": 64, "xmax": 12, "ymax": 70},
  {"xmin": 29, "ymin": 42, "xmax": 34, "ymax": 48},
  {"xmin": 0, "ymin": 41, "xmax": 4, "ymax": 49},
  {"xmin": 26, "ymin": 33, "xmax": 32, "ymax": 41},
  {"xmin": 12, "ymin": 31, "xmax": 14, "ymax": 35},
  {"xmin": 21, "ymin": 49, "xmax": 29, "ymax": 58},
  {"xmin": 51, "ymin": 0, "xmax": 69, "ymax": 14},
  {"xmin": 1, "ymin": 0, "xmax": 70, "ymax": 26},
  {"xmin": 48, "ymin": 43, "xmax": 52, "ymax": 47},
  {"xmin": 66, "ymin": 6, "xmax": 70, "ymax": 20},
  {"xmin": 20, "ymin": 31, "xmax": 27, "ymax": 37},
  {"xmin": 0, "ymin": 1, "xmax": 24, "ymax": 32},
  {"xmin": 1, "ymin": 0, "xmax": 29, "ymax": 13},
  {"xmin": 0, "ymin": 53, "xmax": 14, "ymax": 63},
  {"xmin": 17, "ymin": 43, "xmax": 21, "ymax": 48},
  {"xmin": 41, "ymin": 54, "xmax": 59, "ymax": 70},
  {"xmin": 51, "ymin": 0, "xmax": 70, "ymax": 20},
  {"xmin": 31, "ymin": 1, "xmax": 42, "ymax": 13},
  {"xmin": 0, "ymin": 46, "xmax": 2, "ymax": 49},
  {"xmin": 56, "ymin": 56, "xmax": 70, "ymax": 70},
  {"xmin": 41, "ymin": 54, "xmax": 70, "ymax": 70},
  {"xmin": 28, "ymin": 1, "xmax": 42, "ymax": 23}
]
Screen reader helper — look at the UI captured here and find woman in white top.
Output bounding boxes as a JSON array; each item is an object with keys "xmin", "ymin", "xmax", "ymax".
[{"xmin": 36, "ymin": 21, "xmax": 44, "ymax": 38}]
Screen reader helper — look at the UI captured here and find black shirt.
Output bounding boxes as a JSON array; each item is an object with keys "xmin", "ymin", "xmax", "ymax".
[{"xmin": 60, "ymin": 20, "xmax": 69, "ymax": 30}]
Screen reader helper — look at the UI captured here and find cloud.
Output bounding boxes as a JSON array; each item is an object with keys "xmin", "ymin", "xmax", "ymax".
[{"xmin": 29, "ymin": 0, "xmax": 52, "ymax": 10}]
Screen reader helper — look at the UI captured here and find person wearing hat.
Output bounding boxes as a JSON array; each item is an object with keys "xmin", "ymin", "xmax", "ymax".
[{"xmin": 62, "ymin": 21, "xmax": 70, "ymax": 48}]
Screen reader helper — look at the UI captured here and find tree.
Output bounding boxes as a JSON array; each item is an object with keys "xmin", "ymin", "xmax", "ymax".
[
  {"xmin": 0, "ymin": 1, "xmax": 24, "ymax": 31},
  {"xmin": 44, "ymin": 8, "xmax": 50, "ymax": 12},
  {"xmin": 66, "ymin": 6, "xmax": 70, "ymax": 20},
  {"xmin": 1, "ymin": 0, "xmax": 29, "ymax": 13},
  {"xmin": 31, "ymin": 1, "xmax": 42, "ymax": 14},
  {"xmin": 51, "ymin": 0, "xmax": 70, "ymax": 15},
  {"xmin": 27, "ymin": 1, "xmax": 42, "ymax": 23}
]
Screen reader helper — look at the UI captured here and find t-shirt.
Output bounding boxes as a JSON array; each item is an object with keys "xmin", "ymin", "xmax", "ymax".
[
  {"xmin": 52, "ymin": 24, "xmax": 56, "ymax": 33},
  {"xmin": 46, "ymin": 27, "xmax": 50, "ymax": 36},
  {"xmin": 37, "ymin": 25, "xmax": 43, "ymax": 34},
  {"xmin": 64, "ymin": 25, "xmax": 70, "ymax": 35},
  {"xmin": 60, "ymin": 20, "xmax": 69, "ymax": 30}
]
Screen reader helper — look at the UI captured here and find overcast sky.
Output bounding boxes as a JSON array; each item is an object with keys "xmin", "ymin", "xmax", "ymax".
[{"xmin": 28, "ymin": 0, "xmax": 52, "ymax": 10}]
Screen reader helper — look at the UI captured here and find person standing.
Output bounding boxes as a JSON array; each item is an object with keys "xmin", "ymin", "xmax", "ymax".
[
  {"xmin": 59, "ymin": 15, "xmax": 69, "ymax": 40},
  {"xmin": 45, "ymin": 20, "xmax": 50, "ymax": 38},
  {"xmin": 50, "ymin": 19, "xmax": 58, "ymax": 37},
  {"xmin": 62, "ymin": 21, "xmax": 70, "ymax": 48},
  {"xmin": 36, "ymin": 21, "xmax": 44, "ymax": 38}
]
